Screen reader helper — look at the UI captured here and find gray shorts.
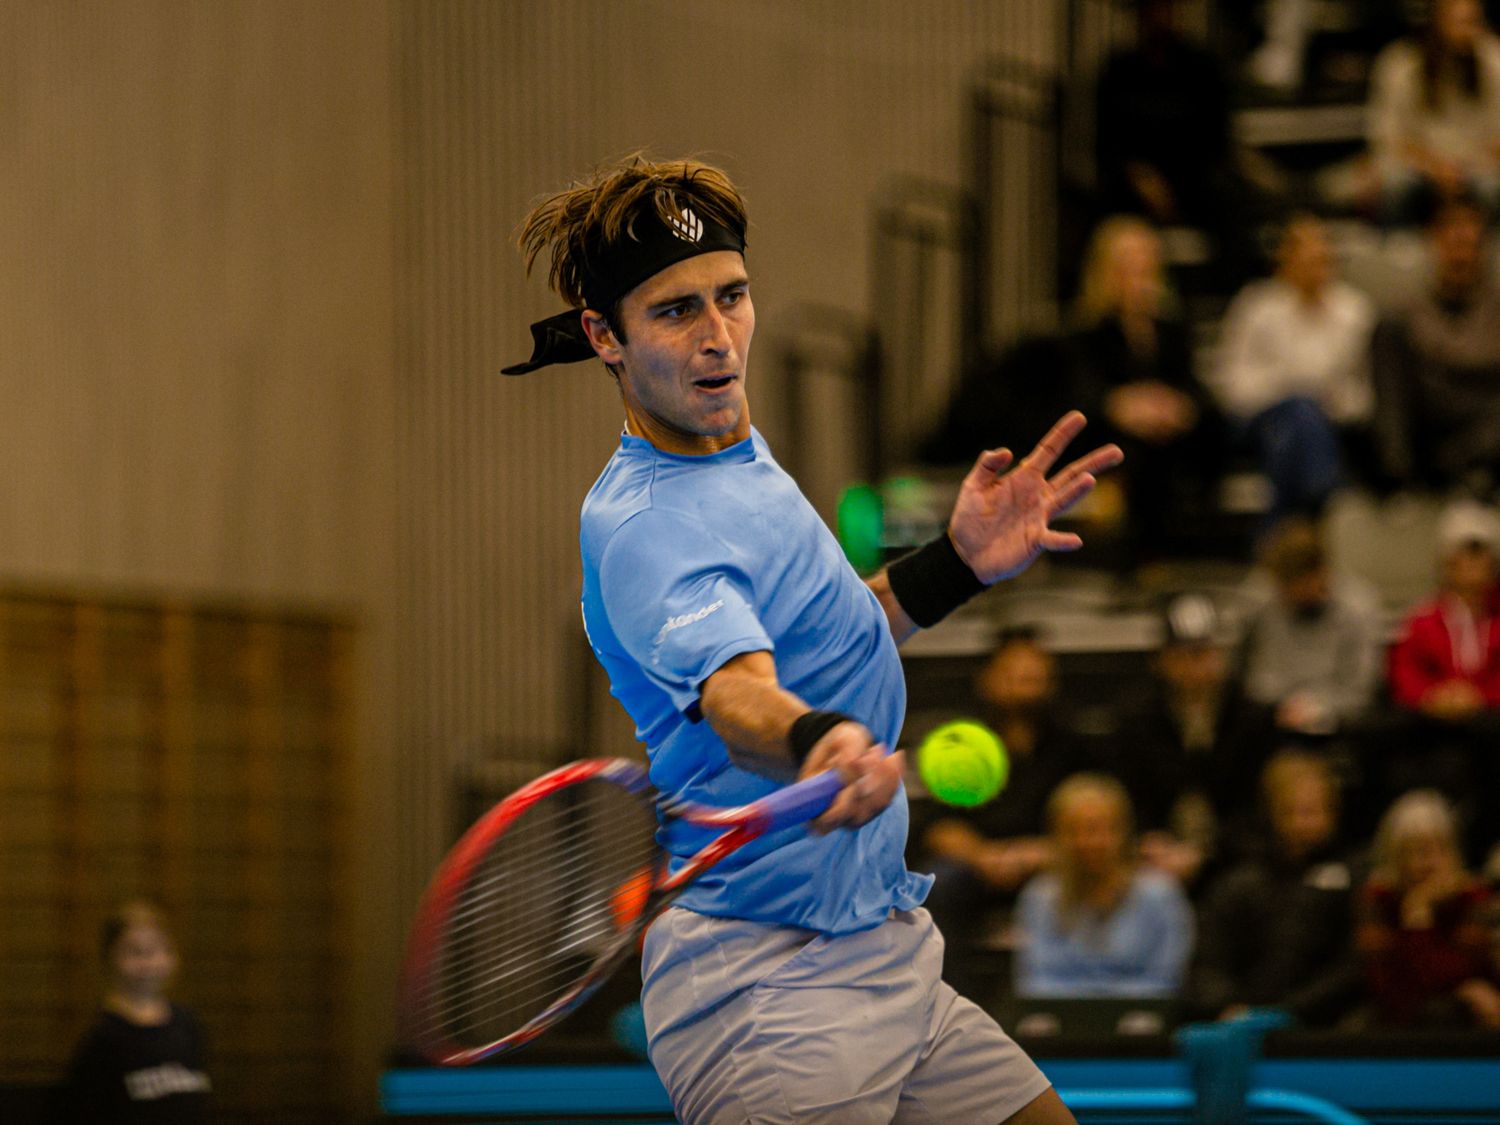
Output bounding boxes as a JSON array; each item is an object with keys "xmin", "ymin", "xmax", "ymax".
[{"xmin": 640, "ymin": 906, "xmax": 1051, "ymax": 1124}]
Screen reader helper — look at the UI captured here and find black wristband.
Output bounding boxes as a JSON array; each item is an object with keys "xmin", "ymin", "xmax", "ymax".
[
  {"xmin": 885, "ymin": 531, "xmax": 986, "ymax": 629},
  {"xmin": 788, "ymin": 709, "xmax": 854, "ymax": 766}
]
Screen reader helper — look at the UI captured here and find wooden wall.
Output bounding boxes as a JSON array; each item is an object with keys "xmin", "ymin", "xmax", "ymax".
[{"xmin": 0, "ymin": 2, "xmax": 397, "ymax": 1117}]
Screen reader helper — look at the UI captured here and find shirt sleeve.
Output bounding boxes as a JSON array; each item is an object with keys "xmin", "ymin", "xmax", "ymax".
[{"xmin": 598, "ymin": 507, "xmax": 774, "ymax": 717}]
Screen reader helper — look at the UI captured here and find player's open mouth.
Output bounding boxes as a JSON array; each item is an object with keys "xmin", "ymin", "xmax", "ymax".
[{"xmin": 694, "ymin": 375, "xmax": 737, "ymax": 391}]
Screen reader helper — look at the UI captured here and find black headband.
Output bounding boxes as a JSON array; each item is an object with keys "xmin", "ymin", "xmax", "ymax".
[{"xmin": 502, "ymin": 202, "xmax": 746, "ymax": 376}]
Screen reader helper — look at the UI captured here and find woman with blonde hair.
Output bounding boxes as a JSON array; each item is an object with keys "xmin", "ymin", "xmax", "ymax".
[
  {"xmin": 1015, "ymin": 773, "xmax": 1194, "ymax": 997},
  {"xmin": 1357, "ymin": 790, "xmax": 1500, "ymax": 1027},
  {"xmin": 1067, "ymin": 217, "xmax": 1224, "ymax": 562}
]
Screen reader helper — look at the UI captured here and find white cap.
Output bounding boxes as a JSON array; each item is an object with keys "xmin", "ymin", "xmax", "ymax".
[{"xmin": 1438, "ymin": 500, "xmax": 1500, "ymax": 554}]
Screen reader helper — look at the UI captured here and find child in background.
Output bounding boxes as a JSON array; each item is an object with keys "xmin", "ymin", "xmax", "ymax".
[{"xmin": 55, "ymin": 900, "xmax": 211, "ymax": 1123}]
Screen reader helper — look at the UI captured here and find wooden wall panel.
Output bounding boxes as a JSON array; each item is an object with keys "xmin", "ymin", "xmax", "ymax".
[{"xmin": 0, "ymin": 2, "xmax": 397, "ymax": 1117}]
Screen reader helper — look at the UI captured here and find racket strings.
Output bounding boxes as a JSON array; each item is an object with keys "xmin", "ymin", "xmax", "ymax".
[{"xmin": 409, "ymin": 777, "xmax": 659, "ymax": 1052}]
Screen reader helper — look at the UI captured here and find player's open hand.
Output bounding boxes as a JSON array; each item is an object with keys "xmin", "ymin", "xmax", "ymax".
[
  {"xmin": 948, "ymin": 411, "xmax": 1122, "ymax": 585},
  {"xmin": 798, "ymin": 722, "xmax": 904, "ymax": 834}
]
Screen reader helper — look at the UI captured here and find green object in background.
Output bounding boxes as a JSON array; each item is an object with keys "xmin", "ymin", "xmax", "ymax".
[{"xmin": 836, "ymin": 483, "xmax": 884, "ymax": 574}]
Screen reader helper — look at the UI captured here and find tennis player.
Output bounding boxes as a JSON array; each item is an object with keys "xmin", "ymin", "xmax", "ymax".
[{"xmin": 506, "ymin": 155, "xmax": 1121, "ymax": 1124}]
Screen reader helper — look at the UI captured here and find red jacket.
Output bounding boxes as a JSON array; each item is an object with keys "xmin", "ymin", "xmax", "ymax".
[{"xmin": 1388, "ymin": 589, "xmax": 1500, "ymax": 709}]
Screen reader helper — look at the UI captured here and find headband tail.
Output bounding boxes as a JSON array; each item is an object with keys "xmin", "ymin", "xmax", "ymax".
[{"xmin": 501, "ymin": 310, "xmax": 597, "ymax": 375}]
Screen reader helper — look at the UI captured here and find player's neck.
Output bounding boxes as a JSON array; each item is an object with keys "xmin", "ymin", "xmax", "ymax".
[
  {"xmin": 105, "ymin": 989, "xmax": 171, "ymax": 1026},
  {"xmin": 623, "ymin": 406, "xmax": 752, "ymax": 456}
]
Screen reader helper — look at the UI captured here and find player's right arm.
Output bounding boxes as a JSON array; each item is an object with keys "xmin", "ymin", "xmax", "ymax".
[{"xmin": 700, "ymin": 650, "xmax": 904, "ymax": 832}]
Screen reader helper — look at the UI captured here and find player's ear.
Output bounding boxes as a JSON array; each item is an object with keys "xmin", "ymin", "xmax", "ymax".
[{"xmin": 581, "ymin": 309, "xmax": 623, "ymax": 366}]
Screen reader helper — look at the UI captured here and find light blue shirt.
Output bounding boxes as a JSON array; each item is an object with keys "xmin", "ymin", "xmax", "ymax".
[
  {"xmin": 1015, "ymin": 869, "xmax": 1193, "ymax": 997},
  {"xmin": 580, "ymin": 428, "xmax": 930, "ymax": 934}
]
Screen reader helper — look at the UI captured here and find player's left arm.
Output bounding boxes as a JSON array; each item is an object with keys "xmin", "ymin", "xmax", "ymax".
[{"xmin": 868, "ymin": 411, "xmax": 1122, "ymax": 643}]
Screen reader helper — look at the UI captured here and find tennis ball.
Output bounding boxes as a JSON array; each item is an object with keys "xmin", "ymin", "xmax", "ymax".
[{"xmin": 917, "ymin": 720, "xmax": 1008, "ymax": 807}]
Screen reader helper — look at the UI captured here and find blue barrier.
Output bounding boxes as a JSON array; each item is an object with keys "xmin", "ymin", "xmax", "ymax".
[{"xmin": 1057, "ymin": 1087, "xmax": 1367, "ymax": 1125}]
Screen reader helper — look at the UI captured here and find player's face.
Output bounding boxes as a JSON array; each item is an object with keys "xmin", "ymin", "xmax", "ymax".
[
  {"xmin": 601, "ymin": 252, "xmax": 755, "ymax": 455},
  {"xmin": 111, "ymin": 923, "xmax": 178, "ymax": 996}
]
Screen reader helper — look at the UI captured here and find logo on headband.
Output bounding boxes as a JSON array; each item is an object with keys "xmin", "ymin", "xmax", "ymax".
[{"xmin": 668, "ymin": 206, "xmax": 704, "ymax": 243}]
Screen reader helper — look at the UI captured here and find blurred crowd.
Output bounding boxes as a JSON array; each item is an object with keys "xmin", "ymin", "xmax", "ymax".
[
  {"xmin": 909, "ymin": 571, "xmax": 1500, "ymax": 1030},
  {"xmin": 909, "ymin": 0, "xmax": 1500, "ymax": 1034}
]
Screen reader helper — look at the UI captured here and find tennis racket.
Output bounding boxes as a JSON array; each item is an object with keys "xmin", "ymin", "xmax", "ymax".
[{"xmin": 397, "ymin": 757, "xmax": 845, "ymax": 1065}]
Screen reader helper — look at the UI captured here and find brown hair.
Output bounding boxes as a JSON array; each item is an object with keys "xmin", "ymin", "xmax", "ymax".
[
  {"xmin": 1422, "ymin": 0, "xmax": 1484, "ymax": 112},
  {"xmin": 517, "ymin": 153, "xmax": 749, "ymax": 325}
]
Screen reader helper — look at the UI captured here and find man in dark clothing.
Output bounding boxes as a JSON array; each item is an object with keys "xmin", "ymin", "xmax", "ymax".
[
  {"xmin": 1094, "ymin": 0, "xmax": 1255, "ymax": 285},
  {"xmin": 1191, "ymin": 752, "xmax": 1364, "ymax": 1025},
  {"xmin": 1372, "ymin": 197, "xmax": 1500, "ymax": 495},
  {"xmin": 1100, "ymin": 594, "xmax": 1276, "ymax": 892}
]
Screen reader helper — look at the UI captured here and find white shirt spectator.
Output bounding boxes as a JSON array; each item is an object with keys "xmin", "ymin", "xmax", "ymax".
[
  {"xmin": 1368, "ymin": 33, "xmax": 1500, "ymax": 182},
  {"xmin": 1214, "ymin": 277, "xmax": 1376, "ymax": 423}
]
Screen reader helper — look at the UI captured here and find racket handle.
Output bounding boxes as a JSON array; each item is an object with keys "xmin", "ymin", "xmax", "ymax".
[{"xmin": 759, "ymin": 769, "xmax": 845, "ymax": 832}]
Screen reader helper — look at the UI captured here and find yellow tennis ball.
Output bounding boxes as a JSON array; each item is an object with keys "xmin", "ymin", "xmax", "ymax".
[{"xmin": 917, "ymin": 720, "xmax": 1008, "ymax": 807}]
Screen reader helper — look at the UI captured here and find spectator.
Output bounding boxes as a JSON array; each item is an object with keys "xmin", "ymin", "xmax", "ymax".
[
  {"xmin": 1371, "ymin": 196, "xmax": 1500, "ymax": 494},
  {"xmin": 1214, "ymin": 215, "xmax": 1378, "ymax": 520},
  {"xmin": 1094, "ymin": 0, "xmax": 1252, "ymax": 283},
  {"xmin": 1101, "ymin": 593, "xmax": 1276, "ymax": 887},
  {"xmin": 1357, "ymin": 790, "xmax": 1500, "ymax": 1028},
  {"xmin": 1068, "ymin": 217, "xmax": 1227, "ymax": 562},
  {"xmin": 1367, "ymin": 0, "xmax": 1500, "ymax": 224},
  {"xmin": 1190, "ymin": 752, "xmax": 1364, "ymax": 1027},
  {"xmin": 1389, "ymin": 499, "xmax": 1500, "ymax": 717},
  {"xmin": 1240, "ymin": 518, "xmax": 1384, "ymax": 737},
  {"xmin": 913, "ymin": 630, "xmax": 1089, "ymax": 996},
  {"xmin": 54, "ymin": 900, "xmax": 211, "ymax": 1123},
  {"xmin": 1015, "ymin": 773, "xmax": 1194, "ymax": 998},
  {"xmin": 1375, "ymin": 500, "xmax": 1500, "ymax": 858}
]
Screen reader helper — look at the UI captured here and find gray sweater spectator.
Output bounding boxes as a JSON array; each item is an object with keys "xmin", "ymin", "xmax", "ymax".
[{"xmin": 1239, "ymin": 519, "xmax": 1384, "ymax": 735}]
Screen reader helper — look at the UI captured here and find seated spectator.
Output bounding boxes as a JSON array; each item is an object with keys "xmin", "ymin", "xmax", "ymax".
[
  {"xmin": 1015, "ymin": 773, "xmax": 1194, "ymax": 998},
  {"xmin": 1367, "ymin": 0, "xmax": 1500, "ymax": 224},
  {"xmin": 1389, "ymin": 500, "xmax": 1500, "ymax": 717},
  {"xmin": 1214, "ymin": 215, "xmax": 1378, "ymax": 521},
  {"xmin": 1094, "ymin": 0, "xmax": 1253, "ymax": 284},
  {"xmin": 912, "ymin": 630, "xmax": 1089, "ymax": 996},
  {"xmin": 1240, "ymin": 519, "xmax": 1384, "ymax": 738},
  {"xmin": 1067, "ymin": 218, "xmax": 1227, "ymax": 562},
  {"xmin": 1190, "ymin": 752, "xmax": 1364, "ymax": 1027},
  {"xmin": 1371, "ymin": 196, "xmax": 1500, "ymax": 494},
  {"xmin": 1357, "ymin": 789, "xmax": 1500, "ymax": 1028},
  {"xmin": 1376, "ymin": 500, "xmax": 1500, "ymax": 858},
  {"xmin": 1100, "ymin": 593, "xmax": 1276, "ymax": 888}
]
